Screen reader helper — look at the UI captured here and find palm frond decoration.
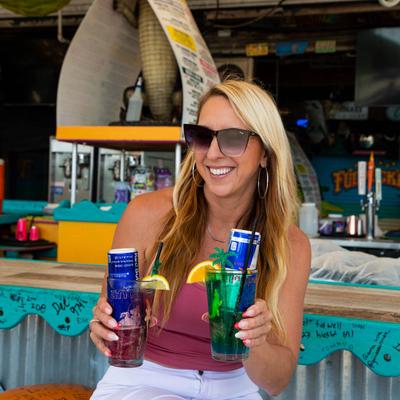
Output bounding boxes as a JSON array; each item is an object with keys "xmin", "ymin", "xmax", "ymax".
[{"xmin": 209, "ymin": 247, "xmax": 236, "ymax": 270}]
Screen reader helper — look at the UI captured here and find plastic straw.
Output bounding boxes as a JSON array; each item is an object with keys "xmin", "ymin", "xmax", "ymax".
[{"xmin": 151, "ymin": 241, "xmax": 164, "ymax": 275}]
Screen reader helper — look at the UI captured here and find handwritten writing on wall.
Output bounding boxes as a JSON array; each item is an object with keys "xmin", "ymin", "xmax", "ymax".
[
  {"xmin": 0, "ymin": 285, "xmax": 99, "ymax": 336},
  {"xmin": 300, "ymin": 314, "xmax": 400, "ymax": 377}
]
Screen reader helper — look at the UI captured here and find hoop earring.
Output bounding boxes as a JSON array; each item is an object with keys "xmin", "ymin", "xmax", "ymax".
[
  {"xmin": 257, "ymin": 167, "xmax": 269, "ymax": 199},
  {"xmin": 191, "ymin": 162, "xmax": 203, "ymax": 187}
]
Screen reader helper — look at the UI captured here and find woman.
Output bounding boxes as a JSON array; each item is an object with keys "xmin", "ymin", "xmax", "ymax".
[{"xmin": 90, "ymin": 80, "xmax": 311, "ymax": 399}]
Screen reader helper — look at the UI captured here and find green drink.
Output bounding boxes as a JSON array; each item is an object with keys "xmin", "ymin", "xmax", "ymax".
[{"xmin": 205, "ymin": 267, "xmax": 257, "ymax": 362}]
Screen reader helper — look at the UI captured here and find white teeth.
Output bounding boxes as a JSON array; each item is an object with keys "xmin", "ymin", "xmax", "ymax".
[{"xmin": 209, "ymin": 167, "xmax": 233, "ymax": 176}]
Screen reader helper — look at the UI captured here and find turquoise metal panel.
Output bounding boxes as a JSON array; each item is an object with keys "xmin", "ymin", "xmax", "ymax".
[
  {"xmin": 54, "ymin": 200, "xmax": 126, "ymax": 223},
  {"xmin": 0, "ymin": 285, "xmax": 99, "ymax": 336},
  {"xmin": 300, "ymin": 314, "xmax": 400, "ymax": 377}
]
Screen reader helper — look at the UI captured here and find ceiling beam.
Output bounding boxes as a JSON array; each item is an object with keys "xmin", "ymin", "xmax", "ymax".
[{"xmin": 204, "ymin": 3, "xmax": 400, "ymax": 20}]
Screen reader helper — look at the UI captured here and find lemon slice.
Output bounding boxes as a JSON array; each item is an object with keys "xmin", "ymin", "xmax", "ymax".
[
  {"xmin": 186, "ymin": 260, "xmax": 221, "ymax": 284},
  {"xmin": 141, "ymin": 274, "xmax": 170, "ymax": 290}
]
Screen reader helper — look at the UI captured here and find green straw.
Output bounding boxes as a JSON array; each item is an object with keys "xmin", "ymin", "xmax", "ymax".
[{"xmin": 151, "ymin": 241, "xmax": 164, "ymax": 275}]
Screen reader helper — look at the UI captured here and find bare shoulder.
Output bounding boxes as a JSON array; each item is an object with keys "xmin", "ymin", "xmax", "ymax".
[
  {"xmin": 112, "ymin": 188, "xmax": 173, "ymax": 250},
  {"xmin": 125, "ymin": 188, "xmax": 173, "ymax": 222},
  {"xmin": 287, "ymin": 224, "xmax": 311, "ymax": 275}
]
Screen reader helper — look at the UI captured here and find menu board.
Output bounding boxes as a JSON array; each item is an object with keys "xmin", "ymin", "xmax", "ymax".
[{"xmin": 147, "ymin": 0, "xmax": 220, "ymax": 124}]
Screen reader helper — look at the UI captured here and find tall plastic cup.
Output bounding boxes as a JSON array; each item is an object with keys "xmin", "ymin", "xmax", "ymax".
[
  {"xmin": 106, "ymin": 279, "xmax": 155, "ymax": 367},
  {"xmin": 205, "ymin": 267, "xmax": 257, "ymax": 362}
]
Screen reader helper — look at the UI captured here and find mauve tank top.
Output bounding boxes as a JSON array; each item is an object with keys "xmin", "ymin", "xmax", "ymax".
[{"xmin": 145, "ymin": 283, "xmax": 242, "ymax": 371}]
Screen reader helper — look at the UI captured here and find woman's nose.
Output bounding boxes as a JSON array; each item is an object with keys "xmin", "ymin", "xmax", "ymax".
[{"xmin": 206, "ymin": 136, "xmax": 223, "ymax": 158}]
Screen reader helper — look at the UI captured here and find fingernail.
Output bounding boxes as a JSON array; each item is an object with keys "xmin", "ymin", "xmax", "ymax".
[
  {"xmin": 237, "ymin": 321, "xmax": 246, "ymax": 329},
  {"xmin": 235, "ymin": 331, "xmax": 246, "ymax": 339},
  {"xmin": 108, "ymin": 320, "xmax": 117, "ymax": 328},
  {"xmin": 105, "ymin": 307, "xmax": 112, "ymax": 314},
  {"xmin": 243, "ymin": 310, "xmax": 254, "ymax": 317},
  {"xmin": 108, "ymin": 332, "xmax": 119, "ymax": 341},
  {"xmin": 243, "ymin": 339, "xmax": 250, "ymax": 346},
  {"xmin": 234, "ymin": 322, "xmax": 240, "ymax": 330}
]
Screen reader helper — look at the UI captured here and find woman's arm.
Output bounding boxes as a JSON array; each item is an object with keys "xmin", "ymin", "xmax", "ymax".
[
  {"xmin": 241, "ymin": 225, "xmax": 311, "ymax": 396},
  {"xmin": 89, "ymin": 189, "xmax": 173, "ymax": 356}
]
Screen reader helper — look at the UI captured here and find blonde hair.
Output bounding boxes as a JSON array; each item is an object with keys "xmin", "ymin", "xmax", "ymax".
[{"xmin": 152, "ymin": 80, "xmax": 299, "ymax": 342}]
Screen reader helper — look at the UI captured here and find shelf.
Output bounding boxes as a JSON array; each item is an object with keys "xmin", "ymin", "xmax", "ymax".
[{"xmin": 56, "ymin": 126, "xmax": 184, "ymax": 151}]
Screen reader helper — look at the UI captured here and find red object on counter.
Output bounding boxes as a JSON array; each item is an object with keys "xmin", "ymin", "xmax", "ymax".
[
  {"xmin": 367, "ymin": 151, "xmax": 374, "ymax": 193},
  {"xmin": 15, "ymin": 218, "xmax": 28, "ymax": 241},
  {"xmin": 29, "ymin": 225, "xmax": 40, "ymax": 241}
]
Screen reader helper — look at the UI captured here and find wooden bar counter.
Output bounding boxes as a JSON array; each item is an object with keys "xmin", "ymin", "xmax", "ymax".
[{"xmin": 0, "ymin": 258, "xmax": 399, "ymax": 376}]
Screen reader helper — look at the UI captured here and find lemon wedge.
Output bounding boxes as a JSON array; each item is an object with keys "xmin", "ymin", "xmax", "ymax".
[
  {"xmin": 186, "ymin": 260, "xmax": 221, "ymax": 284},
  {"xmin": 141, "ymin": 274, "xmax": 170, "ymax": 290}
]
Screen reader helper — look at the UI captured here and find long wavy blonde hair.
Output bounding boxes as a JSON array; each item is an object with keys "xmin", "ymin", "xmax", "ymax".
[{"xmin": 151, "ymin": 80, "xmax": 299, "ymax": 342}]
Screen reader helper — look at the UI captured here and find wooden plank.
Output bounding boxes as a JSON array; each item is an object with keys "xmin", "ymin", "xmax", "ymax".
[
  {"xmin": 305, "ymin": 283, "xmax": 400, "ymax": 323},
  {"xmin": 1, "ymin": 259, "xmax": 399, "ymax": 322},
  {"xmin": 0, "ymin": 259, "xmax": 105, "ymax": 293}
]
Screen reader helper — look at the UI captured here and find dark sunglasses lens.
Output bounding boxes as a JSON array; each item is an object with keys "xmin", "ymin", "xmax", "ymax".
[
  {"xmin": 185, "ymin": 126, "xmax": 212, "ymax": 151},
  {"xmin": 218, "ymin": 129, "xmax": 250, "ymax": 156}
]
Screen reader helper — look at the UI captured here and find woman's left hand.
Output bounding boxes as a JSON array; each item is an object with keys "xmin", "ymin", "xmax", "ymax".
[{"xmin": 234, "ymin": 298, "xmax": 272, "ymax": 348}]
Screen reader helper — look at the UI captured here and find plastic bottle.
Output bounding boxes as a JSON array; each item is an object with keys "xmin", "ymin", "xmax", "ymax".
[
  {"xmin": 299, "ymin": 203, "xmax": 319, "ymax": 237},
  {"xmin": 126, "ymin": 77, "xmax": 143, "ymax": 122}
]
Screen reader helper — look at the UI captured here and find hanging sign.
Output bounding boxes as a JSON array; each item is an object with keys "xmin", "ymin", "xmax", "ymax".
[
  {"xmin": 246, "ymin": 43, "xmax": 269, "ymax": 57},
  {"xmin": 276, "ymin": 41, "xmax": 309, "ymax": 56},
  {"xmin": 315, "ymin": 40, "xmax": 336, "ymax": 54}
]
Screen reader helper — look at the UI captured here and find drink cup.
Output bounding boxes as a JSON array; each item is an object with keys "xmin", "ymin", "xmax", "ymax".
[
  {"xmin": 106, "ymin": 279, "xmax": 155, "ymax": 367},
  {"xmin": 15, "ymin": 218, "xmax": 28, "ymax": 241},
  {"xmin": 205, "ymin": 267, "xmax": 257, "ymax": 362}
]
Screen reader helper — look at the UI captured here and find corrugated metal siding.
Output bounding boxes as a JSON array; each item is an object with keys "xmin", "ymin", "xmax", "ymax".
[
  {"xmin": 1, "ymin": 315, "xmax": 399, "ymax": 399},
  {"xmin": 0, "ymin": 315, "xmax": 107, "ymax": 390},
  {"xmin": 262, "ymin": 351, "xmax": 400, "ymax": 400}
]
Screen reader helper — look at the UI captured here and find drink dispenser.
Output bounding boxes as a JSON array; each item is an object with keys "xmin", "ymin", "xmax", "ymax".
[{"xmin": 48, "ymin": 137, "xmax": 94, "ymax": 203}]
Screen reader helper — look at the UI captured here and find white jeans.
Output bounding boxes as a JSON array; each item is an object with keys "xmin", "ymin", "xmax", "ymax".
[{"xmin": 91, "ymin": 360, "xmax": 262, "ymax": 400}]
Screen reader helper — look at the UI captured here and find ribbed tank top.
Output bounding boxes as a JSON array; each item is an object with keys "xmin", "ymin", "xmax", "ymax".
[{"xmin": 145, "ymin": 283, "xmax": 242, "ymax": 371}]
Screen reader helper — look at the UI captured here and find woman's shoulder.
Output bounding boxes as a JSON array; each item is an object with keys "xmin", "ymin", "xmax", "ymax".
[
  {"xmin": 124, "ymin": 187, "xmax": 173, "ymax": 222},
  {"xmin": 112, "ymin": 188, "xmax": 173, "ymax": 249},
  {"xmin": 287, "ymin": 224, "xmax": 311, "ymax": 269}
]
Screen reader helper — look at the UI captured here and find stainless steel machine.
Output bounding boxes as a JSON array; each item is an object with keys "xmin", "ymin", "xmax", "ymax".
[
  {"xmin": 97, "ymin": 149, "xmax": 176, "ymax": 203},
  {"xmin": 48, "ymin": 137, "xmax": 94, "ymax": 203}
]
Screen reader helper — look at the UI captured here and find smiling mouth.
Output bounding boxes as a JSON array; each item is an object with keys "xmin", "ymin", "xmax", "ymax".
[{"xmin": 208, "ymin": 167, "xmax": 234, "ymax": 177}]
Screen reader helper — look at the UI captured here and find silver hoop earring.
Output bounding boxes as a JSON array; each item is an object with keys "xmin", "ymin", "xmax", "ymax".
[
  {"xmin": 257, "ymin": 167, "xmax": 269, "ymax": 199},
  {"xmin": 191, "ymin": 162, "xmax": 203, "ymax": 187}
]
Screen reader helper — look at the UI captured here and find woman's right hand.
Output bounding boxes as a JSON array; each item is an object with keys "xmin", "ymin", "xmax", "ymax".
[{"xmin": 89, "ymin": 296, "xmax": 119, "ymax": 357}]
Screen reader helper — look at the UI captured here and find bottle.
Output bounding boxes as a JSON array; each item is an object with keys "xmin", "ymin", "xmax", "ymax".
[
  {"xmin": 299, "ymin": 203, "xmax": 319, "ymax": 238},
  {"xmin": 114, "ymin": 181, "xmax": 131, "ymax": 203},
  {"xmin": 125, "ymin": 77, "xmax": 143, "ymax": 122}
]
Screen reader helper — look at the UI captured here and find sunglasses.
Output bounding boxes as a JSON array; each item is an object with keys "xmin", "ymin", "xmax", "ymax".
[{"xmin": 183, "ymin": 124, "xmax": 258, "ymax": 157}]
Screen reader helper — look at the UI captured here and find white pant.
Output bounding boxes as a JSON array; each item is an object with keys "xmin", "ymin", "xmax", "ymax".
[{"xmin": 91, "ymin": 360, "xmax": 262, "ymax": 400}]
